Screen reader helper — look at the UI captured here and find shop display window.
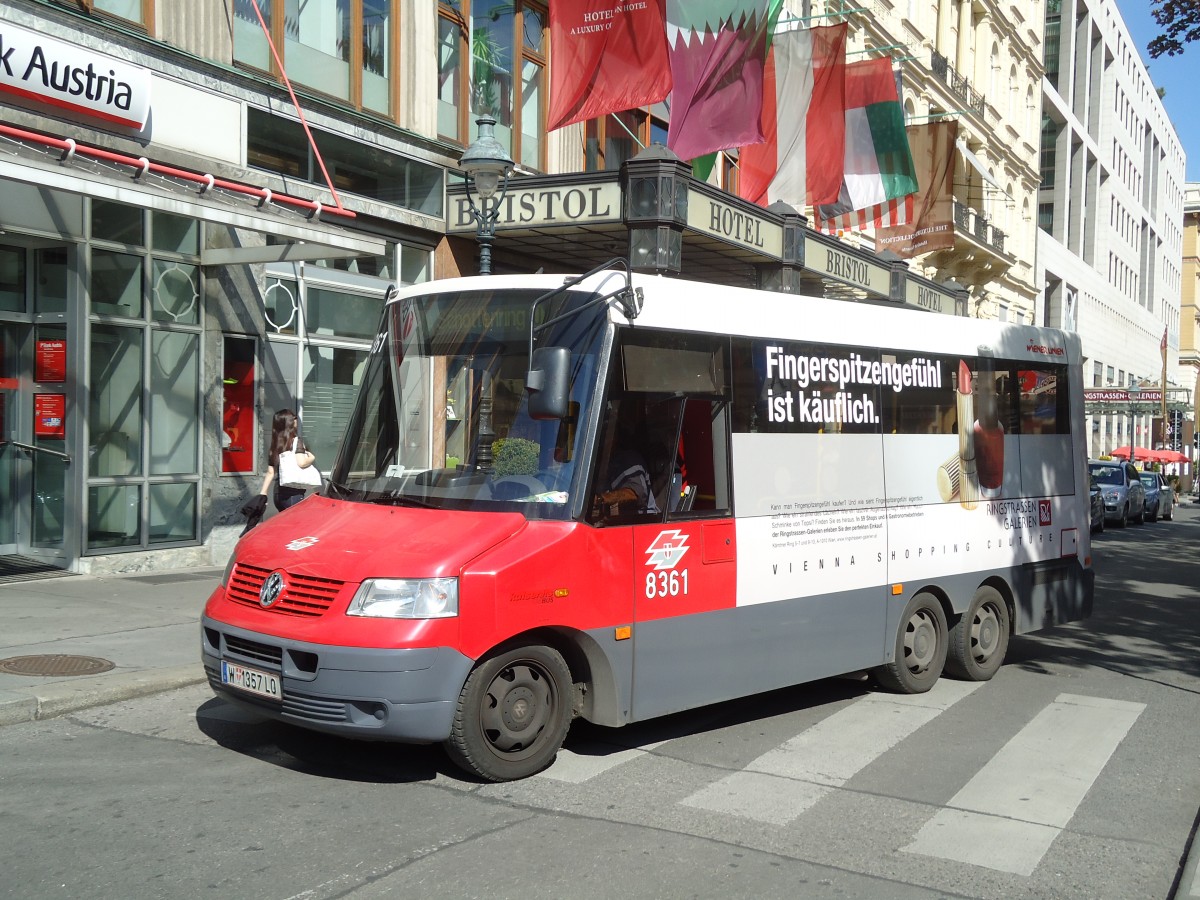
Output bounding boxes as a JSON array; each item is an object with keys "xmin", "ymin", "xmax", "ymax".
[
  {"xmin": 222, "ymin": 336, "xmax": 256, "ymax": 474},
  {"xmin": 92, "ymin": 199, "xmax": 143, "ymax": 247},
  {"xmin": 89, "ymin": 324, "xmax": 143, "ymax": 477},
  {"xmin": 149, "ymin": 483, "xmax": 197, "ymax": 544},
  {"xmin": 88, "ymin": 484, "xmax": 142, "ymax": 549},
  {"xmin": 0, "ymin": 246, "xmax": 24, "ymax": 312},
  {"xmin": 91, "ymin": 250, "xmax": 144, "ymax": 318},
  {"xmin": 149, "ymin": 331, "xmax": 199, "ymax": 475}
]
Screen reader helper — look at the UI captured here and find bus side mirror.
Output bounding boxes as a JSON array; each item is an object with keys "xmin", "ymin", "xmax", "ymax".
[{"xmin": 526, "ymin": 347, "xmax": 570, "ymax": 420}]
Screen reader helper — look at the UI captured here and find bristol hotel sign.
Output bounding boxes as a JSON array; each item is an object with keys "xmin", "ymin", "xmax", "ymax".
[{"xmin": 0, "ymin": 20, "xmax": 151, "ymax": 129}]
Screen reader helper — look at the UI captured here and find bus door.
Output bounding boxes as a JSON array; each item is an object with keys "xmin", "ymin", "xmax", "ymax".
[{"xmin": 594, "ymin": 329, "xmax": 737, "ymax": 720}]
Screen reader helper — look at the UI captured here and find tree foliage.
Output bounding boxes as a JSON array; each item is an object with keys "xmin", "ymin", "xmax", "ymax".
[{"xmin": 1148, "ymin": 0, "xmax": 1200, "ymax": 58}]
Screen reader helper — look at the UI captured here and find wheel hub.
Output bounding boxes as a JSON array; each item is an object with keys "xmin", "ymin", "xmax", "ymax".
[
  {"xmin": 502, "ymin": 687, "xmax": 536, "ymax": 732},
  {"xmin": 972, "ymin": 607, "xmax": 999, "ymax": 660},
  {"xmin": 906, "ymin": 611, "xmax": 937, "ymax": 672}
]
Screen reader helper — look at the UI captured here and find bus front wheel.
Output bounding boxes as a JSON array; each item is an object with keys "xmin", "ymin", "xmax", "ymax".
[
  {"xmin": 872, "ymin": 592, "xmax": 947, "ymax": 694},
  {"xmin": 444, "ymin": 644, "xmax": 572, "ymax": 782},
  {"xmin": 945, "ymin": 586, "xmax": 1010, "ymax": 681}
]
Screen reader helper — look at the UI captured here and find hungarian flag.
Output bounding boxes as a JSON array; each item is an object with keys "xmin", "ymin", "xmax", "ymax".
[
  {"xmin": 874, "ymin": 121, "xmax": 957, "ymax": 258},
  {"xmin": 739, "ymin": 23, "xmax": 846, "ymax": 209},
  {"xmin": 547, "ymin": 0, "xmax": 672, "ymax": 131},
  {"xmin": 665, "ymin": 0, "xmax": 779, "ymax": 162},
  {"xmin": 814, "ymin": 57, "xmax": 918, "ymax": 231}
]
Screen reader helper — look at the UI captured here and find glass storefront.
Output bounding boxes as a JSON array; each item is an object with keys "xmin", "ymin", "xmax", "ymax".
[
  {"xmin": 86, "ymin": 205, "xmax": 204, "ymax": 553},
  {"xmin": 0, "ymin": 171, "xmax": 433, "ymax": 570}
]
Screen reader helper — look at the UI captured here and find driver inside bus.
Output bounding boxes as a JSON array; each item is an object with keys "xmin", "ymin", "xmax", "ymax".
[{"xmin": 593, "ymin": 419, "xmax": 659, "ymax": 517}]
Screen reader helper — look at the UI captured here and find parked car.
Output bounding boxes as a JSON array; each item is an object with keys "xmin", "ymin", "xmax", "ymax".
[
  {"xmin": 1139, "ymin": 470, "xmax": 1175, "ymax": 522},
  {"xmin": 1088, "ymin": 460, "xmax": 1147, "ymax": 527},
  {"xmin": 1089, "ymin": 474, "xmax": 1106, "ymax": 533}
]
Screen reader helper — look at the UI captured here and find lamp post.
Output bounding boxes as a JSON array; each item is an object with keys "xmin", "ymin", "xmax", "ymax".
[
  {"xmin": 457, "ymin": 115, "xmax": 514, "ymax": 276},
  {"xmin": 1127, "ymin": 385, "xmax": 1141, "ymax": 454}
]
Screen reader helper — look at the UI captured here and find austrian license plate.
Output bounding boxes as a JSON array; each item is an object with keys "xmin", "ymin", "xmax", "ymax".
[{"xmin": 220, "ymin": 660, "xmax": 282, "ymax": 701}]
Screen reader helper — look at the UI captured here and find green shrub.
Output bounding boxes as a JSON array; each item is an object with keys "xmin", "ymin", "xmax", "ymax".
[{"xmin": 492, "ymin": 437, "xmax": 540, "ymax": 476}]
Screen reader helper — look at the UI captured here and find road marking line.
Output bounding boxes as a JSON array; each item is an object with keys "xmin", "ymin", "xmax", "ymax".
[
  {"xmin": 540, "ymin": 740, "xmax": 669, "ymax": 783},
  {"xmin": 902, "ymin": 693, "xmax": 1145, "ymax": 875},
  {"xmin": 680, "ymin": 679, "xmax": 982, "ymax": 824}
]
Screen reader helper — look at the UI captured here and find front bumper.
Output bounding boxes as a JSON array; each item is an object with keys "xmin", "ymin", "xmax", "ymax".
[{"xmin": 201, "ymin": 615, "xmax": 473, "ymax": 743}]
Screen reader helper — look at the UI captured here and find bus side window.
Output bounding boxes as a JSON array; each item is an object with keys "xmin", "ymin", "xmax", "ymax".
[{"xmin": 667, "ymin": 398, "xmax": 731, "ymax": 518}]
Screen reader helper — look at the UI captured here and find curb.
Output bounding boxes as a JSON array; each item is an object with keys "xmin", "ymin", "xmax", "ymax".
[{"xmin": 0, "ymin": 665, "xmax": 207, "ymax": 727}]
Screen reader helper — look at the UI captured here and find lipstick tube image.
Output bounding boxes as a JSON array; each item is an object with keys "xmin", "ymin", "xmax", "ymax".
[
  {"xmin": 937, "ymin": 452, "xmax": 961, "ymax": 502},
  {"xmin": 973, "ymin": 372, "xmax": 1005, "ymax": 498},
  {"xmin": 957, "ymin": 360, "xmax": 978, "ymax": 510}
]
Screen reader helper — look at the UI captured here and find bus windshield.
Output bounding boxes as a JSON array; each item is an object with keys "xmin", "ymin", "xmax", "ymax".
[{"xmin": 328, "ymin": 286, "xmax": 606, "ymax": 518}]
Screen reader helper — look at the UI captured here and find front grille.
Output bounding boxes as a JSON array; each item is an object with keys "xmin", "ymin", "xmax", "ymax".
[
  {"xmin": 227, "ymin": 563, "xmax": 345, "ymax": 617},
  {"xmin": 283, "ymin": 691, "xmax": 350, "ymax": 724},
  {"xmin": 224, "ymin": 634, "xmax": 283, "ymax": 667}
]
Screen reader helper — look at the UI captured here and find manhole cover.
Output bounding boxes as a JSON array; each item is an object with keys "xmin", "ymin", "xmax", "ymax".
[{"xmin": 0, "ymin": 655, "xmax": 116, "ymax": 677}]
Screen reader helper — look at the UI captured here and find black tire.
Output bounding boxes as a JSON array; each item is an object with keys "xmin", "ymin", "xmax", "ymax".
[
  {"xmin": 444, "ymin": 644, "xmax": 572, "ymax": 782},
  {"xmin": 1164, "ymin": 501, "xmax": 1173, "ymax": 521},
  {"xmin": 1116, "ymin": 503, "xmax": 1128, "ymax": 528},
  {"xmin": 945, "ymin": 586, "xmax": 1011, "ymax": 681},
  {"xmin": 1135, "ymin": 500, "xmax": 1146, "ymax": 524},
  {"xmin": 871, "ymin": 592, "xmax": 948, "ymax": 694},
  {"xmin": 1147, "ymin": 501, "xmax": 1158, "ymax": 523}
]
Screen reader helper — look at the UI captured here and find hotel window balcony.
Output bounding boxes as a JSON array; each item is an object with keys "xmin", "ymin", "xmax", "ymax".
[
  {"xmin": 954, "ymin": 200, "xmax": 1010, "ymax": 258},
  {"xmin": 931, "ymin": 51, "xmax": 987, "ymax": 115}
]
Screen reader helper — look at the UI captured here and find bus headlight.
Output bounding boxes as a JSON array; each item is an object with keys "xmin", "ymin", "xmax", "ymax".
[{"xmin": 347, "ymin": 578, "xmax": 459, "ymax": 619}]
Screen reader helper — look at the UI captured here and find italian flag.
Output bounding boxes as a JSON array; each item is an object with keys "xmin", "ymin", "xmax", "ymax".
[
  {"xmin": 740, "ymin": 23, "xmax": 847, "ymax": 209},
  {"xmin": 814, "ymin": 57, "xmax": 918, "ymax": 232}
]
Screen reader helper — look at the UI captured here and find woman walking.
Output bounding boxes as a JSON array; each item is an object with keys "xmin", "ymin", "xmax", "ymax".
[{"xmin": 259, "ymin": 408, "xmax": 317, "ymax": 512}]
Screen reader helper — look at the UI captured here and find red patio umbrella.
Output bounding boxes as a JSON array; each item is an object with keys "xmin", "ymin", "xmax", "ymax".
[
  {"xmin": 1109, "ymin": 446, "xmax": 1155, "ymax": 462},
  {"xmin": 1153, "ymin": 449, "xmax": 1189, "ymax": 464}
]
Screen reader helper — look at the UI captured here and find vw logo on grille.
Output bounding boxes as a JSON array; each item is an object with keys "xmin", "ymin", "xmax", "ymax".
[{"xmin": 260, "ymin": 572, "xmax": 285, "ymax": 608}]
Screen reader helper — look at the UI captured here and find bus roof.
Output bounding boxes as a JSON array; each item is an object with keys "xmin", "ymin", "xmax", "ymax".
[{"xmin": 389, "ymin": 272, "xmax": 1082, "ymax": 365}]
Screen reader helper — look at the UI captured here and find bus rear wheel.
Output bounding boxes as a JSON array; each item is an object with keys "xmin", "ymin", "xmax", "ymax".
[
  {"xmin": 946, "ymin": 586, "xmax": 1010, "ymax": 681},
  {"xmin": 872, "ymin": 592, "xmax": 947, "ymax": 694},
  {"xmin": 444, "ymin": 644, "xmax": 572, "ymax": 782}
]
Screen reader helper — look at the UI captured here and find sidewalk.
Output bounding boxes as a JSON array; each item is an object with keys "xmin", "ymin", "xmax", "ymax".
[{"xmin": 0, "ymin": 566, "xmax": 219, "ymax": 727}]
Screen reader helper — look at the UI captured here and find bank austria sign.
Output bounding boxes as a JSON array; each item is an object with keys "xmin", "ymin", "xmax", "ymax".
[{"xmin": 0, "ymin": 20, "xmax": 151, "ymax": 130}]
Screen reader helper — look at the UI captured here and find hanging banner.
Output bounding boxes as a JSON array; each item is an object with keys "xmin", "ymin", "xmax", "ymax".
[
  {"xmin": 874, "ymin": 121, "xmax": 958, "ymax": 258},
  {"xmin": 35, "ymin": 339, "xmax": 67, "ymax": 383},
  {"xmin": 547, "ymin": 0, "xmax": 671, "ymax": 130},
  {"xmin": 34, "ymin": 393, "xmax": 66, "ymax": 439}
]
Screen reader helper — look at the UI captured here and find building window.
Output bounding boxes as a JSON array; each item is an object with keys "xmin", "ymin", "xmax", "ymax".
[
  {"xmin": 1044, "ymin": 0, "xmax": 1061, "ymax": 90},
  {"xmin": 234, "ymin": 0, "xmax": 395, "ymax": 117},
  {"xmin": 80, "ymin": 0, "xmax": 152, "ymax": 28},
  {"xmin": 1040, "ymin": 116, "xmax": 1058, "ymax": 188},
  {"xmin": 246, "ymin": 109, "xmax": 443, "ymax": 216},
  {"xmin": 437, "ymin": 1, "xmax": 547, "ymax": 170},
  {"xmin": 585, "ymin": 109, "xmax": 669, "ymax": 172}
]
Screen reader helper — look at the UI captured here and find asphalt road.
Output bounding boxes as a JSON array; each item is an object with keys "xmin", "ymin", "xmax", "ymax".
[{"xmin": 2, "ymin": 503, "xmax": 1198, "ymax": 900}]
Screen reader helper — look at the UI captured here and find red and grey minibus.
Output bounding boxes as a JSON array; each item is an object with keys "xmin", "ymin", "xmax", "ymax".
[{"xmin": 202, "ymin": 266, "xmax": 1094, "ymax": 781}]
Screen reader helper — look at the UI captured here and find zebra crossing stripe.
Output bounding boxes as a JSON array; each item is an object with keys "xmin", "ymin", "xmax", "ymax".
[
  {"xmin": 540, "ymin": 740, "xmax": 670, "ymax": 783},
  {"xmin": 902, "ymin": 693, "xmax": 1145, "ymax": 875},
  {"xmin": 680, "ymin": 679, "xmax": 983, "ymax": 825}
]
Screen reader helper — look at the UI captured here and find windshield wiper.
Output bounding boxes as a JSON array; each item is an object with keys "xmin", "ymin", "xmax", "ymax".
[
  {"xmin": 362, "ymin": 492, "xmax": 437, "ymax": 509},
  {"xmin": 324, "ymin": 478, "xmax": 351, "ymax": 498}
]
